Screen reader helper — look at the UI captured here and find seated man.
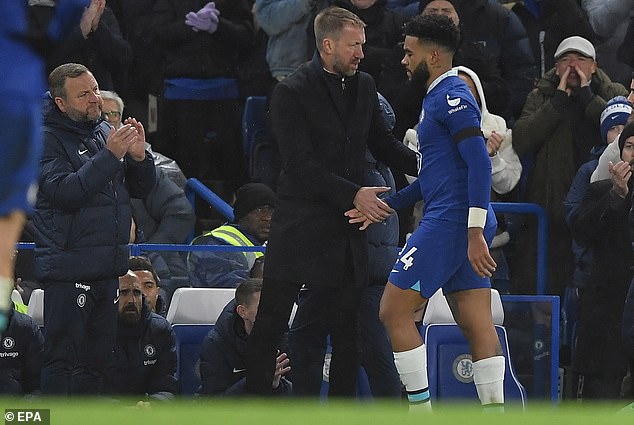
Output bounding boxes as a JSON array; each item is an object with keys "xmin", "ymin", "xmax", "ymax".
[
  {"xmin": 0, "ymin": 303, "xmax": 43, "ymax": 395},
  {"xmin": 199, "ymin": 278, "xmax": 291, "ymax": 396},
  {"xmin": 129, "ymin": 256, "xmax": 167, "ymax": 317},
  {"xmin": 188, "ymin": 183, "xmax": 275, "ymax": 288},
  {"xmin": 109, "ymin": 270, "xmax": 178, "ymax": 400}
]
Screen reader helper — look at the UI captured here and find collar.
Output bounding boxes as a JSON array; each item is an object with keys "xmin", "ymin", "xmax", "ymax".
[{"xmin": 426, "ymin": 68, "xmax": 459, "ymax": 95}]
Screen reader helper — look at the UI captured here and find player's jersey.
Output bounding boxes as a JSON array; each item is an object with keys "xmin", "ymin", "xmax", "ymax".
[{"xmin": 416, "ymin": 69, "xmax": 495, "ymax": 227}]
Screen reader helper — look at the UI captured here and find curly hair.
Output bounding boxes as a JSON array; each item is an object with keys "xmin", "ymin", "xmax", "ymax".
[{"xmin": 403, "ymin": 13, "xmax": 461, "ymax": 54}]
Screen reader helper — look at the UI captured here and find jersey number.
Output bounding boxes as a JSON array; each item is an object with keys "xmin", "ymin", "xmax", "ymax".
[{"xmin": 400, "ymin": 247, "xmax": 418, "ymax": 271}]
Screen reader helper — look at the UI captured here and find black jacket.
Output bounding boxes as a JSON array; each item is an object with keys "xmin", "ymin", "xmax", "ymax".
[
  {"xmin": 0, "ymin": 309, "xmax": 44, "ymax": 395},
  {"xmin": 151, "ymin": 0, "xmax": 253, "ymax": 79},
  {"xmin": 110, "ymin": 302, "xmax": 178, "ymax": 398},
  {"xmin": 265, "ymin": 53, "xmax": 417, "ymax": 287},
  {"xmin": 199, "ymin": 300, "xmax": 291, "ymax": 395},
  {"xmin": 33, "ymin": 96, "xmax": 156, "ymax": 283},
  {"xmin": 572, "ymin": 179, "xmax": 634, "ymax": 292}
]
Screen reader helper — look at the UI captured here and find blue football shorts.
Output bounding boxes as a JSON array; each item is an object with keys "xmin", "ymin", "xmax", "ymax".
[
  {"xmin": 0, "ymin": 98, "xmax": 41, "ymax": 216},
  {"xmin": 388, "ymin": 217, "xmax": 496, "ymax": 298}
]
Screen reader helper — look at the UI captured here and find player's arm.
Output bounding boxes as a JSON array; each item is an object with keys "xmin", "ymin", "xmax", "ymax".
[{"xmin": 450, "ymin": 110, "xmax": 497, "ymax": 278}]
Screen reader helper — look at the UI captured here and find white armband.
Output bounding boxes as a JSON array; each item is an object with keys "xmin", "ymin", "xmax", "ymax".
[{"xmin": 468, "ymin": 207, "xmax": 487, "ymax": 229}]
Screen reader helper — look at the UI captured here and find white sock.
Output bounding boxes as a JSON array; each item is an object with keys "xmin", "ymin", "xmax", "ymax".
[
  {"xmin": 473, "ymin": 355, "xmax": 505, "ymax": 410},
  {"xmin": 393, "ymin": 344, "xmax": 431, "ymax": 410}
]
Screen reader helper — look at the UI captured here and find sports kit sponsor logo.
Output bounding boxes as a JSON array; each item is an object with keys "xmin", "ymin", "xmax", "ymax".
[{"xmin": 446, "ymin": 94, "xmax": 461, "ymax": 107}]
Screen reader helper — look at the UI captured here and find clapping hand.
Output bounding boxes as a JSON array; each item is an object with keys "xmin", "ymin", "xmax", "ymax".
[{"xmin": 185, "ymin": 2, "xmax": 220, "ymax": 34}]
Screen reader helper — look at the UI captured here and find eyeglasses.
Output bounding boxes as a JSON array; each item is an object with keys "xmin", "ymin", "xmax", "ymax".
[{"xmin": 102, "ymin": 111, "xmax": 122, "ymax": 118}]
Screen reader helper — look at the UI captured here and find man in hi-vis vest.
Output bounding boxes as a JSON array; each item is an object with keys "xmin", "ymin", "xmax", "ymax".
[{"xmin": 188, "ymin": 183, "xmax": 275, "ymax": 288}]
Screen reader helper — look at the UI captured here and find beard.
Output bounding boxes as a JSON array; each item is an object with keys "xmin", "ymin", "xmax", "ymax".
[
  {"xmin": 402, "ymin": 62, "xmax": 431, "ymax": 112},
  {"xmin": 119, "ymin": 306, "xmax": 141, "ymax": 325},
  {"xmin": 65, "ymin": 104, "xmax": 102, "ymax": 123},
  {"xmin": 410, "ymin": 61, "xmax": 431, "ymax": 91}
]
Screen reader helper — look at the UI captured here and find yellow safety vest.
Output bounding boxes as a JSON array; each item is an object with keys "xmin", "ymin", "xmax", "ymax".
[{"xmin": 199, "ymin": 225, "xmax": 263, "ymax": 269}]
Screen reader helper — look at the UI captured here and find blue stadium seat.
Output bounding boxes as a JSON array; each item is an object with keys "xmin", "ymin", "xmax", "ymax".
[
  {"xmin": 172, "ymin": 324, "xmax": 213, "ymax": 395},
  {"xmin": 241, "ymin": 96, "xmax": 267, "ymax": 161},
  {"xmin": 421, "ymin": 324, "xmax": 527, "ymax": 407}
]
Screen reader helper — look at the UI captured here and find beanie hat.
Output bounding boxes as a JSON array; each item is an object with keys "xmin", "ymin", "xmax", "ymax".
[
  {"xmin": 233, "ymin": 183, "xmax": 276, "ymax": 222},
  {"xmin": 600, "ymin": 96, "xmax": 632, "ymax": 143},
  {"xmin": 619, "ymin": 121, "xmax": 634, "ymax": 157}
]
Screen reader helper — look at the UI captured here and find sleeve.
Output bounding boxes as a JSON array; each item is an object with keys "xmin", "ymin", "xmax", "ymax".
[
  {"xmin": 367, "ymin": 89, "xmax": 419, "ymax": 177},
  {"xmin": 124, "ymin": 151, "xmax": 157, "ymax": 199},
  {"xmin": 582, "ymin": 0, "xmax": 633, "ymax": 38},
  {"xmin": 572, "ymin": 181, "xmax": 626, "ymax": 247},
  {"xmin": 490, "ymin": 131, "xmax": 522, "ymax": 195},
  {"xmin": 88, "ymin": 7, "xmax": 133, "ymax": 70},
  {"xmin": 591, "ymin": 141, "xmax": 621, "ymax": 183},
  {"xmin": 270, "ymin": 82, "xmax": 361, "ymax": 210},
  {"xmin": 513, "ymin": 89, "xmax": 567, "ymax": 157},
  {"xmin": 255, "ymin": 0, "xmax": 314, "ymax": 36},
  {"xmin": 564, "ymin": 165, "xmax": 593, "ymax": 229},
  {"xmin": 199, "ymin": 333, "xmax": 239, "ymax": 395},
  {"xmin": 147, "ymin": 323, "xmax": 178, "ymax": 397},
  {"xmin": 187, "ymin": 238, "xmax": 250, "ymax": 288},
  {"xmin": 384, "ymin": 180, "xmax": 423, "ymax": 211},
  {"xmin": 38, "ymin": 132, "xmax": 123, "ymax": 210},
  {"xmin": 444, "ymin": 91, "xmax": 491, "ymax": 226},
  {"xmin": 214, "ymin": 0, "xmax": 254, "ymax": 51},
  {"xmin": 142, "ymin": 170, "xmax": 196, "ymax": 244}
]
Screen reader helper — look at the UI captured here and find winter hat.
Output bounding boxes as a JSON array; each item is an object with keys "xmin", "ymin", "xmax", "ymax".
[
  {"xmin": 619, "ymin": 121, "xmax": 634, "ymax": 156},
  {"xmin": 233, "ymin": 183, "xmax": 276, "ymax": 222},
  {"xmin": 601, "ymin": 96, "xmax": 632, "ymax": 143}
]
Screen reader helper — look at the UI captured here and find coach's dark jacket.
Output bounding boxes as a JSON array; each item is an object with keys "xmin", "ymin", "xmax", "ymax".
[
  {"xmin": 265, "ymin": 53, "xmax": 417, "ymax": 288},
  {"xmin": 0, "ymin": 309, "xmax": 44, "ymax": 395},
  {"xmin": 33, "ymin": 95, "xmax": 156, "ymax": 282}
]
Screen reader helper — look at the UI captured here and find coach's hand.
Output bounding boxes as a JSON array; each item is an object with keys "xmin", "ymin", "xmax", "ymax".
[
  {"xmin": 467, "ymin": 228, "xmax": 497, "ymax": 278},
  {"xmin": 345, "ymin": 208, "xmax": 373, "ymax": 230},
  {"xmin": 353, "ymin": 187, "xmax": 393, "ymax": 223}
]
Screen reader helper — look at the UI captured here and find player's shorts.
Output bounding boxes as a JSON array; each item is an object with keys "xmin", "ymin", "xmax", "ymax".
[
  {"xmin": 388, "ymin": 217, "xmax": 495, "ymax": 298},
  {"xmin": 0, "ymin": 98, "xmax": 41, "ymax": 216}
]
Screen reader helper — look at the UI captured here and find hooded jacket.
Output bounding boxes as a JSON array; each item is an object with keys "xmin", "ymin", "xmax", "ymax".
[
  {"xmin": 199, "ymin": 300, "xmax": 291, "ymax": 395},
  {"xmin": 32, "ymin": 96, "xmax": 156, "ymax": 282},
  {"xmin": 110, "ymin": 301, "xmax": 178, "ymax": 398},
  {"xmin": 0, "ymin": 309, "xmax": 44, "ymax": 395}
]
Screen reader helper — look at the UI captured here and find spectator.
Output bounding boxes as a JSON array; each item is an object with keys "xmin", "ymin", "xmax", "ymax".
[
  {"xmin": 199, "ymin": 278, "xmax": 291, "ymax": 395},
  {"xmin": 321, "ymin": 0, "xmax": 407, "ymax": 88},
  {"xmin": 582, "ymin": 0, "xmax": 634, "ymax": 87},
  {"xmin": 385, "ymin": 0, "xmax": 418, "ymax": 18},
  {"xmin": 129, "ymin": 256, "xmax": 168, "ymax": 317},
  {"xmin": 591, "ymin": 74, "xmax": 634, "ymax": 183},
  {"xmin": 100, "ymin": 90, "xmax": 124, "ymax": 129},
  {"xmin": 0, "ymin": 307, "xmax": 44, "ymax": 395},
  {"xmin": 245, "ymin": 7, "xmax": 417, "ymax": 397},
  {"xmin": 0, "ymin": 0, "xmax": 84, "ymax": 332},
  {"xmin": 32, "ymin": 63, "xmax": 156, "ymax": 395},
  {"xmin": 507, "ymin": 0, "xmax": 595, "ymax": 79},
  {"xmin": 33, "ymin": 0, "xmax": 133, "ymax": 93},
  {"xmin": 151, "ymin": 0, "xmax": 253, "ymax": 186},
  {"xmin": 109, "ymin": 270, "xmax": 178, "ymax": 400},
  {"xmin": 512, "ymin": 36, "xmax": 628, "ymax": 296},
  {"xmin": 456, "ymin": 65, "xmax": 522, "ymax": 294},
  {"xmin": 571, "ymin": 121, "xmax": 634, "ymax": 400},
  {"xmin": 419, "ymin": 0, "xmax": 536, "ymax": 121},
  {"xmin": 255, "ymin": 0, "xmax": 328, "ymax": 81},
  {"xmin": 565, "ymin": 97, "xmax": 632, "ymax": 289},
  {"xmin": 188, "ymin": 183, "xmax": 274, "ymax": 288}
]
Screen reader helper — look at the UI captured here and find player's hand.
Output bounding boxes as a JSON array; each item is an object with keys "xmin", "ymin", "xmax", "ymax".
[
  {"xmin": 353, "ymin": 187, "xmax": 393, "ymax": 223},
  {"xmin": 344, "ymin": 208, "xmax": 373, "ymax": 231},
  {"xmin": 609, "ymin": 160, "xmax": 631, "ymax": 198},
  {"xmin": 272, "ymin": 352, "xmax": 291, "ymax": 390},
  {"xmin": 123, "ymin": 117, "xmax": 147, "ymax": 161},
  {"xmin": 467, "ymin": 228, "xmax": 497, "ymax": 278}
]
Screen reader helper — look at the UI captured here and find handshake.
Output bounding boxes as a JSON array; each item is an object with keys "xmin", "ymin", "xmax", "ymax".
[{"xmin": 185, "ymin": 2, "xmax": 220, "ymax": 34}]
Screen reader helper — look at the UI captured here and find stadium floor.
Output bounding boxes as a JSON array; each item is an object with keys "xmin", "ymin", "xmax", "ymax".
[{"xmin": 0, "ymin": 399, "xmax": 632, "ymax": 425}]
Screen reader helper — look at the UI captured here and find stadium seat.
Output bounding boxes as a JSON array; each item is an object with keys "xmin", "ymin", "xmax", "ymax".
[
  {"xmin": 172, "ymin": 323, "xmax": 213, "ymax": 395},
  {"xmin": 27, "ymin": 288, "xmax": 44, "ymax": 327},
  {"xmin": 420, "ymin": 289, "xmax": 526, "ymax": 407},
  {"xmin": 241, "ymin": 96, "xmax": 267, "ymax": 161},
  {"xmin": 166, "ymin": 287, "xmax": 236, "ymax": 325}
]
